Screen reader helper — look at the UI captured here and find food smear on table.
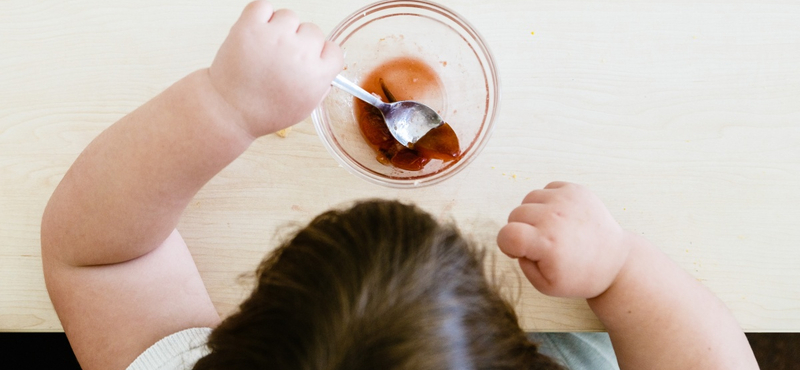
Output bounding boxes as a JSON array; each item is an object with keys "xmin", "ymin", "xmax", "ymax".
[{"xmin": 353, "ymin": 56, "xmax": 461, "ymax": 171}]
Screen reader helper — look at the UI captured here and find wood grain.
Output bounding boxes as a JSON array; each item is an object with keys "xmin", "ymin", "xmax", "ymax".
[{"xmin": 1, "ymin": 0, "xmax": 799, "ymax": 332}]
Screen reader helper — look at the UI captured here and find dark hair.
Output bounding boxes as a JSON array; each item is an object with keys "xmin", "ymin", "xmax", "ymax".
[{"xmin": 194, "ymin": 200, "xmax": 564, "ymax": 370}]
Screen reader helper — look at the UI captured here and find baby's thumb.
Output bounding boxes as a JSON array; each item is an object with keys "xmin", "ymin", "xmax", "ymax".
[
  {"xmin": 497, "ymin": 222, "xmax": 540, "ymax": 259},
  {"xmin": 518, "ymin": 258, "xmax": 554, "ymax": 295}
]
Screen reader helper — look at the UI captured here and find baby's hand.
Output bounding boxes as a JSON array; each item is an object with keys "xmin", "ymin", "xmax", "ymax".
[
  {"xmin": 208, "ymin": 1, "xmax": 343, "ymax": 137},
  {"xmin": 497, "ymin": 182, "xmax": 631, "ymax": 298}
]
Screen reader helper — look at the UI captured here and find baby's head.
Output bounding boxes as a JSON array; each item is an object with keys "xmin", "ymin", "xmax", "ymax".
[{"xmin": 194, "ymin": 200, "xmax": 562, "ymax": 370}]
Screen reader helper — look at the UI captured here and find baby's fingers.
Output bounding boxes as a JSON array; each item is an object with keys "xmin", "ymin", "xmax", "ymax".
[
  {"xmin": 296, "ymin": 22, "xmax": 324, "ymax": 40},
  {"xmin": 497, "ymin": 222, "xmax": 550, "ymax": 260},
  {"xmin": 518, "ymin": 258, "xmax": 555, "ymax": 295},
  {"xmin": 507, "ymin": 202, "xmax": 549, "ymax": 225},
  {"xmin": 521, "ymin": 188, "xmax": 553, "ymax": 205},
  {"xmin": 544, "ymin": 181, "xmax": 571, "ymax": 190},
  {"xmin": 321, "ymin": 40, "xmax": 344, "ymax": 69},
  {"xmin": 240, "ymin": 1, "xmax": 274, "ymax": 24},
  {"xmin": 269, "ymin": 8, "xmax": 300, "ymax": 30}
]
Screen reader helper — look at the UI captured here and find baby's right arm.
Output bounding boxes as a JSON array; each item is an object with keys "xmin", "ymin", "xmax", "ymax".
[
  {"xmin": 497, "ymin": 182, "xmax": 758, "ymax": 370},
  {"xmin": 40, "ymin": 2, "xmax": 342, "ymax": 368}
]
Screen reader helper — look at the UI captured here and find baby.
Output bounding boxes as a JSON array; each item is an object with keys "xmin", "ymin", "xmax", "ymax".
[{"xmin": 41, "ymin": 2, "xmax": 758, "ymax": 369}]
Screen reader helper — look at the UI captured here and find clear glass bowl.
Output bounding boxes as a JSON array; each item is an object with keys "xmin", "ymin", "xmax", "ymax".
[{"xmin": 312, "ymin": 0, "xmax": 499, "ymax": 188}]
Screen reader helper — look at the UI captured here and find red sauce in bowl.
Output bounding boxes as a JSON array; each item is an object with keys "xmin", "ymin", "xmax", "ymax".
[{"xmin": 353, "ymin": 57, "xmax": 462, "ymax": 171}]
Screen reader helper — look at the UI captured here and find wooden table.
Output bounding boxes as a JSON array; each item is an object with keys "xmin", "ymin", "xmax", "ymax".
[{"xmin": 2, "ymin": 0, "xmax": 799, "ymax": 332}]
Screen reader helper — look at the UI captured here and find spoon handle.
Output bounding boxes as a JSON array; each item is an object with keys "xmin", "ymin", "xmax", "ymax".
[{"xmin": 332, "ymin": 74, "xmax": 384, "ymax": 108}]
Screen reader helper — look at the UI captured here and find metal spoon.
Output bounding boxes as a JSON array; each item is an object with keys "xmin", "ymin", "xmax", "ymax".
[{"xmin": 332, "ymin": 74, "xmax": 444, "ymax": 148}]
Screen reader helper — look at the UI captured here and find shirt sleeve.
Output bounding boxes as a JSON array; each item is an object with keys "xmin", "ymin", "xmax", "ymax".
[
  {"xmin": 528, "ymin": 332, "xmax": 620, "ymax": 370},
  {"xmin": 126, "ymin": 327, "xmax": 212, "ymax": 370}
]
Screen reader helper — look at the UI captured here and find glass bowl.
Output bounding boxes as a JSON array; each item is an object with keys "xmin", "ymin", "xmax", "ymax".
[{"xmin": 312, "ymin": 0, "xmax": 499, "ymax": 188}]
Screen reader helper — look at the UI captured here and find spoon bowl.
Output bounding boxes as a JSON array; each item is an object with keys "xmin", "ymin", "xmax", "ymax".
[{"xmin": 331, "ymin": 74, "xmax": 443, "ymax": 147}]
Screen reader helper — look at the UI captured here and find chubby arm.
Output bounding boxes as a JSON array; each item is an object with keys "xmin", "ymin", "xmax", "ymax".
[
  {"xmin": 40, "ymin": 2, "xmax": 342, "ymax": 369},
  {"xmin": 42, "ymin": 70, "xmax": 252, "ymax": 268},
  {"xmin": 588, "ymin": 233, "xmax": 758, "ymax": 369},
  {"xmin": 497, "ymin": 182, "xmax": 758, "ymax": 370}
]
